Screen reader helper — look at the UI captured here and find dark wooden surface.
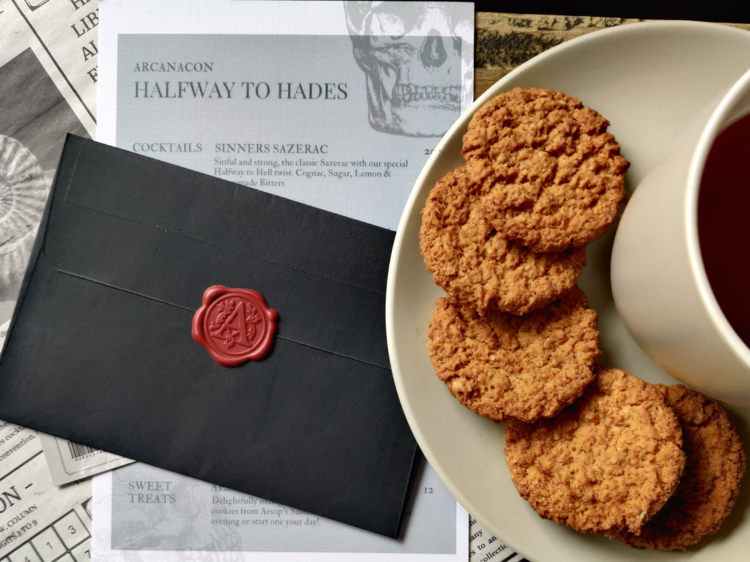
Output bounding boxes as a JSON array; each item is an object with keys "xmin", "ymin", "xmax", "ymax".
[
  {"xmin": 472, "ymin": 1, "xmax": 750, "ymax": 23},
  {"xmin": 474, "ymin": 12, "xmax": 750, "ymax": 98}
]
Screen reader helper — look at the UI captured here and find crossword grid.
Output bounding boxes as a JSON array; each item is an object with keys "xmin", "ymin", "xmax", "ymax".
[{"xmin": 1, "ymin": 510, "xmax": 90, "ymax": 562}]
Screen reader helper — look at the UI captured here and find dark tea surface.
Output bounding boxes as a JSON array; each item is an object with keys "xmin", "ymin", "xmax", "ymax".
[{"xmin": 698, "ymin": 113, "xmax": 750, "ymax": 348}]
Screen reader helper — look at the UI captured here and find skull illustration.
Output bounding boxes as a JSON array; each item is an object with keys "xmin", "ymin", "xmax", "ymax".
[{"xmin": 345, "ymin": 2, "xmax": 472, "ymax": 137}]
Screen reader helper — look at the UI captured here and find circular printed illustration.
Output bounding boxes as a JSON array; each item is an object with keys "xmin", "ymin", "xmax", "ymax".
[{"xmin": 0, "ymin": 135, "xmax": 50, "ymax": 302}]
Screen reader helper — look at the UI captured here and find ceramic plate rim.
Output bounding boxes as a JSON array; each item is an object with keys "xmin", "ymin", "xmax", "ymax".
[{"xmin": 386, "ymin": 19, "xmax": 750, "ymax": 561}]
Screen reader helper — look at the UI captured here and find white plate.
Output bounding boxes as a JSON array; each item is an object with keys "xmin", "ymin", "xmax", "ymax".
[{"xmin": 386, "ymin": 21, "xmax": 750, "ymax": 561}]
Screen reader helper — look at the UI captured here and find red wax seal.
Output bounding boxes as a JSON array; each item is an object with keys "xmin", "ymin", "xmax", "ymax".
[{"xmin": 192, "ymin": 286, "xmax": 278, "ymax": 367}]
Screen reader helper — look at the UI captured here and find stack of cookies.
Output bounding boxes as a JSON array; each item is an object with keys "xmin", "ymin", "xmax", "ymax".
[
  {"xmin": 421, "ymin": 87, "xmax": 627, "ymax": 423},
  {"xmin": 504, "ymin": 369, "xmax": 746, "ymax": 549},
  {"xmin": 419, "ymin": 87, "xmax": 745, "ymax": 550}
]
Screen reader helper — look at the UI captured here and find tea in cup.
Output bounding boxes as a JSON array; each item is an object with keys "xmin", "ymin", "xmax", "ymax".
[{"xmin": 612, "ymin": 68, "xmax": 750, "ymax": 409}]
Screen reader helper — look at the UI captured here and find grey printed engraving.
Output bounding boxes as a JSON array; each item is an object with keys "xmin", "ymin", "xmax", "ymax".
[{"xmin": 344, "ymin": 2, "xmax": 469, "ymax": 137}]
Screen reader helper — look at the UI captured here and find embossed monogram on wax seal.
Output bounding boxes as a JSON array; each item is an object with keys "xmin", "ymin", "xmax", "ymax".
[{"xmin": 192, "ymin": 286, "xmax": 278, "ymax": 367}]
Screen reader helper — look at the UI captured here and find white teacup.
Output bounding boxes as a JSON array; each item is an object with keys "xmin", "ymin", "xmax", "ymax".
[{"xmin": 612, "ymin": 67, "xmax": 750, "ymax": 409}]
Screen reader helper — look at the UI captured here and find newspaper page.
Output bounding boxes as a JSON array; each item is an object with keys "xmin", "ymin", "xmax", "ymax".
[
  {"xmin": 0, "ymin": 422, "xmax": 93, "ymax": 562},
  {"xmin": 0, "ymin": 1, "xmax": 104, "ymax": 560},
  {"xmin": 0, "ymin": 0, "xmax": 135, "ymax": 486},
  {"xmin": 0, "ymin": 0, "xmax": 95, "ymax": 325},
  {"xmin": 469, "ymin": 518, "xmax": 527, "ymax": 562},
  {"xmin": 93, "ymin": 1, "xmax": 472, "ymax": 560}
]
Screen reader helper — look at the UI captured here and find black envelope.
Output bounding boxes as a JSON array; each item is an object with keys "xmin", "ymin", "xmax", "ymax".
[{"xmin": 0, "ymin": 135, "xmax": 418, "ymax": 538}]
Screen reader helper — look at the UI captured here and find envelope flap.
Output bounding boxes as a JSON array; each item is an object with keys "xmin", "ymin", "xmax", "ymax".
[{"xmin": 58, "ymin": 137, "xmax": 394, "ymax": 296}]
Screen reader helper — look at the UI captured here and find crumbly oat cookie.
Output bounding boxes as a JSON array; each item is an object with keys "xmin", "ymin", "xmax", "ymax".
[
  {"xmin": 504, "ymin": 366, "xmax": 685, "ymax": 537},
  {"xmin": 619, "ymin": 385, "xmax": 746, "ymax": 551},
  {"xmin": 419, "ymin": 161, "xmax": 586, "ymax": 316},
  {"xmin": 462, "ymin": 87, "xmax": 629, "ymax": 252},
  {"xmin": 427, "ymin": 287, "xmax": 599, "ymax": 423}
]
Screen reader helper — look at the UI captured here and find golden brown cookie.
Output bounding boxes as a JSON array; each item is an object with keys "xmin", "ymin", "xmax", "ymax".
[
  {"xmin": 618, "ymin": 385, "xmax": 746, "ymax": 551},
  {"xmin": 462, "ymin": 88, "xmax": 629, "ymax": 252},
  {"xmin": 504, "ymin": 366, "xmax": 686, "ymax": 537},
  {"xmin": 419, "ymin": 161, "xmax": 586, "ymax": 316},
  {"xmin": 427, "ymin": 287, "xmax": 599, "ymax": 423}
]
